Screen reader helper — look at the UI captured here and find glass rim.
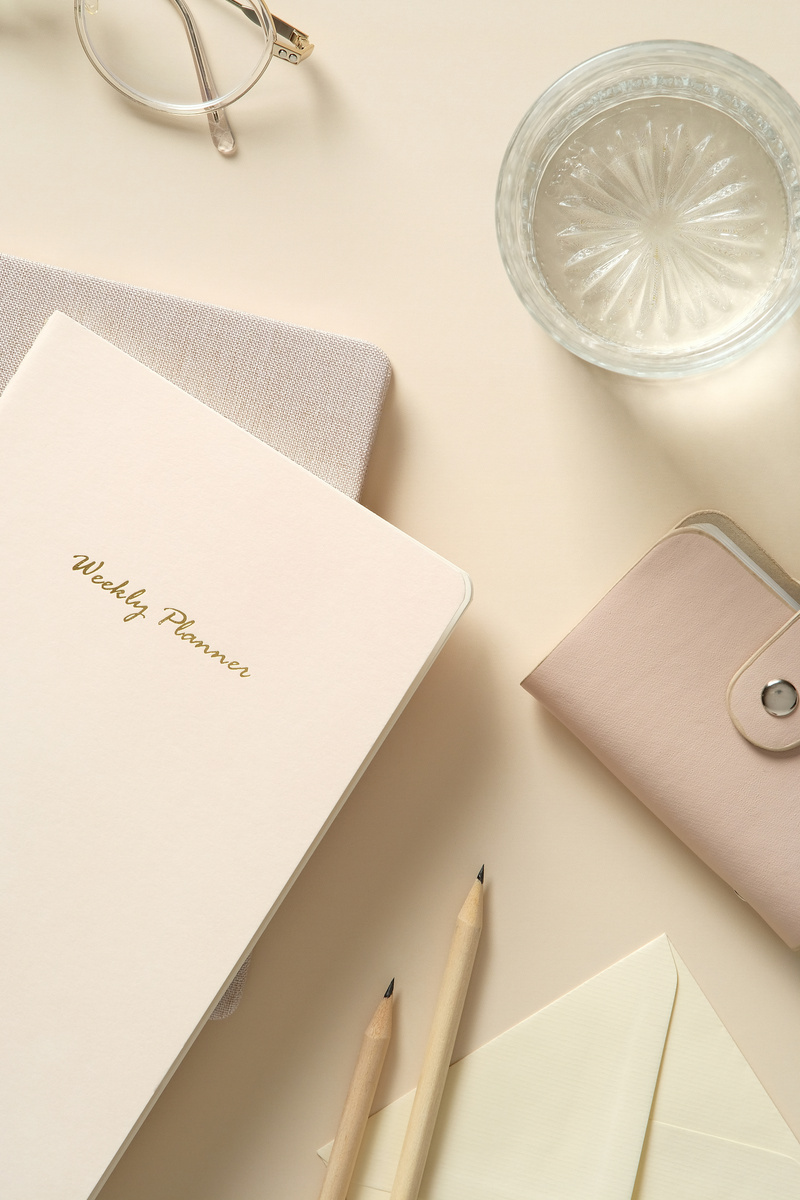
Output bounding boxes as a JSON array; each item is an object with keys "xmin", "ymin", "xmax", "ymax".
[
  {"xmin": 495, "ymin": 39, "xmax": 800, "ymax": 378},
  {"xmin": 73, "ymin": 0, "xmax": 276, "ymax": 115}
]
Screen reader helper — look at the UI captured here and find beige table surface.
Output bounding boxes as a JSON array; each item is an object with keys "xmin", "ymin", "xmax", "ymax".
[{"xmin": 4, "ymin": 3, "xmax": 800, "ymax": 1198}]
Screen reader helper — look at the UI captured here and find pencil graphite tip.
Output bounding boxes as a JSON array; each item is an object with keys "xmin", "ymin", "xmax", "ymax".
[
  {"xmin": 384, "ymin": 978, "xmax": 395, "ymax": 998},
  {"xmin": 477, "ymin": 865, "xmax": 485, "ymax": 884}
]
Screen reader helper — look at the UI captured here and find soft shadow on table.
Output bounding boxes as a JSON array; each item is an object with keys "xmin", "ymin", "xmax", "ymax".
[
  {"xmin": 98, "ymin": 621, "xmax": 500, "ymax": 1200},
  {"xmin": 359, "ymin": 372, "xmax": 404, "ymax": 515},
  {"xmin": 97, "ymin": 378, "xmax": 500, "ymax": 1200},
  {"xmin": 586, "ymin": 312, "xmax": 800, "ymax": 573},
  {"xmin": 0, "ymin": 2, "xmax": 60, "ymax": 35}
]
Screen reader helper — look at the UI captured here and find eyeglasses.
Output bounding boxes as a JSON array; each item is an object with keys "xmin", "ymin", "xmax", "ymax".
[{"xmin": 74, "ymin": 0, "xmax": 314, "ymax": 156}]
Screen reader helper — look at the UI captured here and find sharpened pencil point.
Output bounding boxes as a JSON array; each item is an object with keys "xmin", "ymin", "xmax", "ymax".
[
  {"xmin": 384, "ymin": 978, "xmax": 395, "ymax": 998},
  {"xmin": 477, "ymin": 865, "xmax": 484, "ymax": 884}
]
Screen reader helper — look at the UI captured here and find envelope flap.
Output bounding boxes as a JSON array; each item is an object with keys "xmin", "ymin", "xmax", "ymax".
[
  {"xmin": 633, "ymin": 1123, "xmax": 800, "ymax": 1199},
  {"xmin": 728, "ymin": 612, "xmax": 800, "ymax": 751},
  {"xmin": 649, "ymin": 947, "xmax": 800, "ymax": 1157},
  {"xmin": 320, "ymin": 938, "xmax": 677, "ymax": 1200},
  {"xmin": 320, "ymin": 938, "xmax": 800, "ymax": 1200}
]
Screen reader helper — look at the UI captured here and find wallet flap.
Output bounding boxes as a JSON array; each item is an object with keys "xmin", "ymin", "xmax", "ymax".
[{"xmin": 728, "ymin": 613, "xmax": 800, "ymax": 752}]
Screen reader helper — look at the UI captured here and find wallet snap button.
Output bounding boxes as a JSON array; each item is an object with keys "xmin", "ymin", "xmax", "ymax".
[{"xmin": 761, "ymin": 679, "xmax": 798, "ymax": 717}]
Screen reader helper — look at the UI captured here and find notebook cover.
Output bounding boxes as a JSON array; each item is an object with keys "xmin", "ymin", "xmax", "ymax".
[
  {"xmin": 0, "ymin": 251, "xmax": 391, "ymax": 1020},
  {"xmin": 0, "ymin": 314, "xmax": 470, "ymax": 1200},
  {"xmin": 523, "ymin": 522, "xmax": 800, "ymax": 949}
]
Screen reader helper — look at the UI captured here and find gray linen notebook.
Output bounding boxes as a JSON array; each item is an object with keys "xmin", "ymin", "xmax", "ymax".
[{"xmin": 0, "ymin": 252, "xmax": 391, "ymax": 1018}]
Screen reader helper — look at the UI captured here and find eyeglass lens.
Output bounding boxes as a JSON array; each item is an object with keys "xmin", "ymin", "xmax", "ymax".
[{"xmin": 80, "ymin": 0, "xmax": 269, "ymax": 110}]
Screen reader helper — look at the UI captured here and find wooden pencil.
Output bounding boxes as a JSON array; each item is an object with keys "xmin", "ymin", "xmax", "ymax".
[
  {"xmin": 318, "ymin": 979, "xmax": 395, "ymax": 1200},
  {"xmin": 389, "ymin": 867, "xmax": 484, "ymax": 1200}
]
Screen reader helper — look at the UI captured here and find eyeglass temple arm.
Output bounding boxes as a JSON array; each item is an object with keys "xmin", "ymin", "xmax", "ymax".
[
  {"xmin": 167, "ymin": 0, "xmax": 313, "ymax": 156},
  {"xmin": 168, "ymin": 0, "xmax": 236, "ymax": 155},
  {"xmin": 224, "ymin": 1, "xmax": 314, "ymax": 62}
]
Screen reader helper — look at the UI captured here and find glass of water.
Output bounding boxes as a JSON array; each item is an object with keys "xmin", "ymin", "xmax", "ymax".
[{"xmin": 496, "ymin": 42, "xmax": 800, "ymax": 377}]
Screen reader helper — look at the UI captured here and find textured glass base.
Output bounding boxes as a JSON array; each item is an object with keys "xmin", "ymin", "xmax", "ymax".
[{"xmin": 533, "ymin": 97, "xmax": 788, "ymax": 353}]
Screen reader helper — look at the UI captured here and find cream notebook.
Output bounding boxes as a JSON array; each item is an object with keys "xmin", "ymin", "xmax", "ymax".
[
  {"xmin": 0, "ymin": 250, "xmax": 393, "ymax": 1021},
  {"xmin": 0, "ymin": 314, "xmax": 470, "ymax": 1200}
]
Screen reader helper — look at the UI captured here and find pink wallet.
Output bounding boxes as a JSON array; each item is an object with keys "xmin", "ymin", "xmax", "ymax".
[{"xmin": 523, "ymin": 512, "xmax": 800, "ymax": 949}]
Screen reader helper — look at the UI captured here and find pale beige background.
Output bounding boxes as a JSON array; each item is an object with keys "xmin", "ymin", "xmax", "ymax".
[{"xmin": 3, "ymin": 3, "xmax": 800, "ymax": 1198}]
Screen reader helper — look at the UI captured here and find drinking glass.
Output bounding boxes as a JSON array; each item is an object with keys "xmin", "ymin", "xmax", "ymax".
[{"xmin": 497, "ymin": 42, "xmax": 800, "ymax": 377}]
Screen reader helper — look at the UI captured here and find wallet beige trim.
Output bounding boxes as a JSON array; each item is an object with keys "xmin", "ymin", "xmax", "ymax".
[
  {"xmin": 674, "ymin": 510, "xmax": 800, "ymax": 604},
  {"xmin": 674, "ymin": 512, "xmax": 800, "ymax": 753}
]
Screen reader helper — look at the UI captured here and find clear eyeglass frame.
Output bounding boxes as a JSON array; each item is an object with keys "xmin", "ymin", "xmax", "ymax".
[{"xmin": 74, "ymin": 0, "xmax": 314, "ymax": 156}]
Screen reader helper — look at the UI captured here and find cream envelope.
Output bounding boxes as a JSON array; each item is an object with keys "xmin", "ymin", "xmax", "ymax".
[{"xmin": 319, "ymin": 936, "xmax": 800, "ymax": 1198}]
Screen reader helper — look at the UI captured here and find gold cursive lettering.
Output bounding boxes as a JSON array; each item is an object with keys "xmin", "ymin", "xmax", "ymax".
[
  {"xmin": 70, "ymin": 558, "xmax": 249, "ymax": 673},
  {"xmin": 159, "ymin": 608, "xmax": 250, "ymax": 677},
  {"xmin": 123, "ymin": 589, "xmax": 148, "ymax": 622},
  {"xmin": 72, "ymin": 555, "xmax": 148, "ymax": 621},
  {"xmin": 72, "ymin": 555, "xmax": 104, "ymax": 576}
]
